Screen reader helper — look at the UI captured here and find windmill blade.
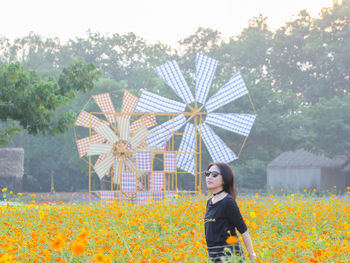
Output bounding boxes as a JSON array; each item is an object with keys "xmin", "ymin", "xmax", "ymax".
[
  {"xmin": 87, "ymin": 143, "xmax": 113, "ymax": 156},
  {"xmin": 135, "ymin": 91, "xmax": 186, "ymax": 113},
  {"xmin": 205, "ymin": 113, "xmax": 256, "ymax": 137},
  {"xmin": 95, "ymin": 153, "xmax": 108, "ymax": 167},
  {"xmin": 92, "ymin": 93, "xmax": 116, "ymax": 123},
  {"xmin": 205, "ymin": 72, "xmax": 248, "ymax": 113},
  {"xmin": 117, "ymin": 117, "xmax": 130, "ymax": 141},
  {"xmin": 94, "ymin": 124, "xmax": 119, "ymax": 144},
  {"xmin": 76, "ymin": 134, "xmax": 105, "ymax": 157},
  {"xmin": 155, "ymin": 60, "xmax": 194, "ymax": 104},
  {"xmin": 147, "ymin": 114, "xmax": 186, "ymax": 147},
  {"xmin": 120, "ymin": 90, "xmax": 139, "ymax": 119},
  {"xmin": 195, "ymin": 53, "xmax": 218, "ymax": 104},
  {"xmin": 130, "ymin": 114, "xmax": 156, "ymax": 133},
  {"xmin": 177, "ymin": 123, "xmax": 196, "ymax": 174},
  {"xmin": 75, "ymin": 110, "xmax": 106, "ymax": 128},
  {"xmin": 124, "ymin": 157, "xmax": 136, "ymax": 172},
  {"xmin": 113, "ymin": 157, "xmax": 124, "ymax": 184},
  {"xmin": 130, "ymin": 125, "xmax": 149, "ymax": 149},
  {"xmin": 94, "ymin": 153, "xmax": 114, "ymax": 180},
  {"xmin": 199, "ymin": 123, "xmax": 237, "ymax": 163}
]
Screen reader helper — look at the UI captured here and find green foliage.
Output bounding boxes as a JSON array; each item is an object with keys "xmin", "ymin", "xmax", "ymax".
[
  {"xmin": 0, "ymin": 123, "xmax": 21, "ymax": 145},
  {"xmin": 0, "ymin": 61, "xmax": 101, "ymax": 140},
  {"xmin": 233, "ymin": 159, "xmax": 267, "ymax": 189},
  {"xmin": 296, "ymin": 95, "xmax": 350, "ymax": 157},
  {"xmin": 270, "ymin": 0, "xmax": 350, "ymax": 102}
]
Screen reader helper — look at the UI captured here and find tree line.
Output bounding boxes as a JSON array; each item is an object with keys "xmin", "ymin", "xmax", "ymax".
[{"xmin": 0, "ymin": 0, "xmax": 349, "ymax": 191}]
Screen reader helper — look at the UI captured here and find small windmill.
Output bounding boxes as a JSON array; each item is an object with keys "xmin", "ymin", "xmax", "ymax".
[{"xmin": 74, "ymin": 90, "xmax": 156, "ymax": 186}]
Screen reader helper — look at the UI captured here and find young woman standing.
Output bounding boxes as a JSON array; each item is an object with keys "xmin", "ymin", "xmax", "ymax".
[{"xmin": 204, "ymin": 162, "xmax": 257, "ymax": 262}]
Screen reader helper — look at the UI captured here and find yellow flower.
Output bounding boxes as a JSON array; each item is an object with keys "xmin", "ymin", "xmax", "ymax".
[
  {"xmin": 17, "ymin": 193, "xmax": 22, "ymax": 196},
  {"xmin": 138, "ymin": 225, "xmax": 145, "ymax": 232},
  {"xmin": 71, "ymin": 241, "xmax": 85, "ymax": 257},
  {"xmin": 250, "ymin": 212, "xmax": 256, "ymax": 219},
  {"xmin": 31, "ymin": 194, "xmax": 36, "ymax": 198},
  {"xmin": 0, "ymin": 253, "xmax": 15, "ymax": 262},
  {"xmin": 92, "ymin": 252, "xmax": 106, "ymax": 262},
  {"xmin": 1, "ymin": 188, "xmax": 7, "ymax": 192},
  {"xmin": 9, "ymin": 191, "xmax": 13, "ymax": 194},
  {"xmin": 226, "ymin": 235, "xmax": 238, "ymax": 245}
]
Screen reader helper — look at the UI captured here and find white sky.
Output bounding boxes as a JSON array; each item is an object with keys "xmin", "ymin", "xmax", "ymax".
[{"xmin": 0, "ymin": 0, "xmax": 334, "ymax": 47}]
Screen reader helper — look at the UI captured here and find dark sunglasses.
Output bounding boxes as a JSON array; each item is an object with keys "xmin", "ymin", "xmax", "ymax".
[{"xmin": 204, "ymin": 170, "xmax": 220, "ymax": 178}]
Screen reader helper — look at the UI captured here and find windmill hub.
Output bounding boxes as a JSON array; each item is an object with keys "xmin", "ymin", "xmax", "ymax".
[
  {"xmin": 114, "ymin": 141, "xmax": 132, "ymax": 158},
  {"xmin": 185, "ymin": 102, "xmax": 206, "ymax": 124}
]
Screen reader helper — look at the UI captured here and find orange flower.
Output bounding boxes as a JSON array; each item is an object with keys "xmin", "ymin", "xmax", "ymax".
[
  {"xmin": 50, "ymin": 235, "xmax": 65, "ymax": 251},
  {"xmin": 92, "ymin": 252, "xmax": 106, "ymax": 262},
  {"xmin": 77, "ymin": 228, "xmax": 89, "ymax": 241},
  {"xmin": 226, "ymin": 235, "xmax": 238, "ymax": 245},
  {"xmin": 71, "ymin": 241, "xmax": 85, "ymax": 257}
]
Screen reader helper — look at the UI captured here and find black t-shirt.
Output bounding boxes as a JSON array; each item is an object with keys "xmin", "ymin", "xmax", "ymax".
[{"xmin": 204, "ymin": 194, "xmax": 248, "ymax": 247}]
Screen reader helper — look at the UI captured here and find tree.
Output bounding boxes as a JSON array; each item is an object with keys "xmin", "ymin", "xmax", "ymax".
[
  {"xmin": 0, "ymin": 61, "xmax": 102, "ymax": 145},
  {"xmin": 296, "ymin": 94, "xmax": 350, "ymax": 160},
  {"xmin": 270, "ymin": 0, "xmax": 350, "ymax": 103}
]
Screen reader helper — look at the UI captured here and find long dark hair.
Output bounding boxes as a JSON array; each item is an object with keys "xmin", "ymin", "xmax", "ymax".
[{"xmin": 207, "ymin": 162, "xmax": 237, "ymax": 200}]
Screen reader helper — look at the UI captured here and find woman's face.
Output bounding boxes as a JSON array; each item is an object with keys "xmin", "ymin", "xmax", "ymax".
[{"xmin": 205, "ymin": 165, "xmax": 224, "ymax": 192}]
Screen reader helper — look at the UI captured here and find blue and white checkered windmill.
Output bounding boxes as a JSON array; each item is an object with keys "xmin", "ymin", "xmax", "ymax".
[{"xmin": 135, "ymin": 53, "xmax": 256, "ymax": 174}]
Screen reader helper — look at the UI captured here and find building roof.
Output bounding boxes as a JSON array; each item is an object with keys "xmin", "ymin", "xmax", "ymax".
[{"xmin": 267, "ymin": 149, "xmax": 347, "ymax": 169}]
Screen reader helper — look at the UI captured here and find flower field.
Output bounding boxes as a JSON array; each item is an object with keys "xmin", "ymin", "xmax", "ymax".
[{"xmin": 0, "ymin": 190, "xmax": 349, "ymax": 263}]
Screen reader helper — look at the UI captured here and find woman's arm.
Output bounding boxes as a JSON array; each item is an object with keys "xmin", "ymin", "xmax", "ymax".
[{"xmin": 241, "ymin": 230, "xmax": 257, "ymax": 262}]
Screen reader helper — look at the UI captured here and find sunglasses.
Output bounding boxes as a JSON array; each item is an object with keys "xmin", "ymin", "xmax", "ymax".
[{"xmin": 204, "ymin": 170, "xmax": 221, "ymax": 178}]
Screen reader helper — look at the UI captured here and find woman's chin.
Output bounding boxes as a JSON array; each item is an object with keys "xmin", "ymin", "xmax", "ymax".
[{"xmin": 206, "ymin": 185, "xmax": 215, "ymax": 190}]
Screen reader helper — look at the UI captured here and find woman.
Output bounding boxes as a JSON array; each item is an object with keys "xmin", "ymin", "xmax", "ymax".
[{"xmin": 204, "ymin": 162, "xmax": 257, "ymax": 263}]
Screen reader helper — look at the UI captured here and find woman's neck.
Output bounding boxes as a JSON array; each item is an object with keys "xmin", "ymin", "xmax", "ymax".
[
  {"xmin": 212, "ymin": 189, "xmax": 225, "ymax": 196},
  {"xmin": 212, "ymin": 188, "xmax": 224, "ymax": 195},
  {"xmin": 211, "ymin": 190, "xmax": 227, "ymax": 204}
]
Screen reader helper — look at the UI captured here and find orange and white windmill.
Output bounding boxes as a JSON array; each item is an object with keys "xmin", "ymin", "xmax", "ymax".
[{"xmin": 74, "ymin": 90, "xmax": 156, "ymax": 184}]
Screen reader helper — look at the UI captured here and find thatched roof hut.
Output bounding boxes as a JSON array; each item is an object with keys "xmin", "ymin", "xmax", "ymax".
[{"xmin": 0, "ymin": 148, "xmax": 24, "ymax": 192}]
